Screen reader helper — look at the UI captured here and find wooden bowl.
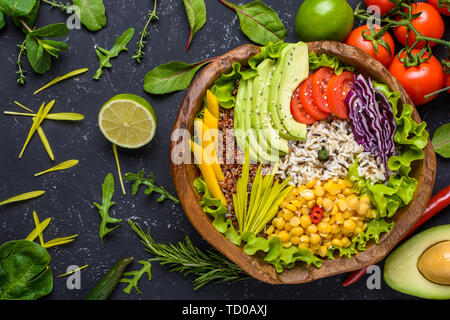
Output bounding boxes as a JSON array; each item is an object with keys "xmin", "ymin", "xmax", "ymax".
[{"xmin": 169, "ymin": 41, "xmax": 436, "ymax": 284}]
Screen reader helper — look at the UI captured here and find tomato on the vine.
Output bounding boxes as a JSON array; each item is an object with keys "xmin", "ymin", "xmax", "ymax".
[
  {"xmin": 300, "ymin": 75, "xmax": 330, "ymax": 120},
  {"xmin": 312, "ymin": 67, "xmax": 334, "ymax": 113},
  {"xmin": 291, "ymin": 83, "xmax": 316, "ymax": 124},
  {"xmin": 326, "ymin": 71, "xmax": 355, "ymax": 119},
  {"xmin": 363, "ymin": 0, "xmax": 395, "ymax": 16},
  {"xmin": 393, "ymin": 2, "xmax": 445, "ymax": 48},
  {"xmin": 427, "ymin": 0, "xmax": 450, "ymax": 16},
  {"xmin": 345, "ymin": 24, "xmax": 395, "ymax": 67},
  {"xmin": 388, "ymin": 49, "xmax": 444, "ymax": 106}
]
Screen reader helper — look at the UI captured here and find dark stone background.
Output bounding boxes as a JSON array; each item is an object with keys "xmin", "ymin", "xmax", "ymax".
[{"xmin": 0, "ymin": 0, "xmax": 448, "ymax": 300}]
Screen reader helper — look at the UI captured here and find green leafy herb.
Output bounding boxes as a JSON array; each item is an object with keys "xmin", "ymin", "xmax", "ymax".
[
  {"xmin": 93, "ymin": 27, "xmax": 135, "ymax": 80},
  {"xmin": 128, "ymin": 220, "xmax": 249, "ymax": 290},
  {"xmin": 72, "ymin": 0, "xmax": 106, "ymax": 31},
  {"xmin": 0, "ymin": 240, "xmax": 53, "ymax": 300},
  {"xmin": 308, "ymin": 52, "xmax": 356, "ymax": 75},
  {"xmin": 0, "ymin": 11, "xmax": 5, "ymax": 30},
  {"xmin": 93, "ymin": 173, "xmax": 122, "ymax": 240},
  {"xmin": 16, "ymin": 40, "xmax": 27, "ymax": 84},
  {"xmin": 432, "ymin": 123, "xmax": 450, "ymax": 158},
  {"xmin": 182, "ymin": 0, "xmax": 206, "ymax": 51},
  {"xmin": 42, "ymin": 0, "xmax": 106, "ymax": 31},
  {"xmin": 0, "ymin": 0, "xmax": 37, "ymax": 25},
  {"xmin": 133, "ymin": 0, "xmax": 158, "ymax": 63},
  {"xmin": 119, "ymin": 259, "xmax": 152, "ymax": 294},
  {"xmin": 124, "ymin": 170, "xmax": 179, "ymax": 204},
  {"xmin": 143, "ymin": 57, "xmax": 215, "ymax": 94},
  {"xmin": 218, "ymin": 0, "xmax": 286, "ymax": 45}
]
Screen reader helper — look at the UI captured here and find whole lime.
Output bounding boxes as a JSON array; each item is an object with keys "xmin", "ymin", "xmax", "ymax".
[{"xmin": 295, "ymin": 0, "xmax": 354, "ymax": 42}]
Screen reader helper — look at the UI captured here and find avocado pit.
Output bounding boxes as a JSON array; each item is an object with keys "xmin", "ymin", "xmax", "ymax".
[{"xmin": 417, "ymin": 241, "xmax": 450, "ymax": 285}]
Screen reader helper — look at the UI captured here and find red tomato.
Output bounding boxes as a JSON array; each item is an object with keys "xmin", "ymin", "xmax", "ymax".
[
  {"xmin": 427, "ymin": 0, "xmax": 450, "ymax": 16},
  {"xmin": 300, "ymin": 75, "xmax": 330, "ymax": 120},
  {"xmin": 326, "ymin": 71, "xmax": 355, "ymax": 119},
  {"xmin": 291, "ymin": 82, "xmax": 316, "ymax": 124},
  {"xmin": 388, "ymin": 49, "xmax": 444, "ymax": 106},
  {"xmin": 345, "ymin": 24, "xmax": 395, "ymax": 67},
  {"xmin": 364, "ymin": 0, "xmax": 395, "ymax": 15},
  {"xmin": 312, "ymin": 67, "xmax": 334, "ymax": 113},
  {"xmin": 393, "ymin": 2, "xmax": 445, "ymax": 48}
]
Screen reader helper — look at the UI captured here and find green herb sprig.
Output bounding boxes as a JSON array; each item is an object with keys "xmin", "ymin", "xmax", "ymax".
[
  {"xmin": 16, "ymin": 40, "xmax": 27, "ymax": 85},
  {"xmin": 119, "ymin": 259, "xmax": 152, "ymax": 294},
  {"xmin": 128, "ymin": 220, "xmax": 249, "ymax": 290},
  {"xmin": 124, "ymin": 170, "xmax": 179, "ymax": 204},
  {"xmin": 93, "ymin": 173, "xmax": 122, "ymax": 240},
  {"xmin": 93, "ymin": 27, "xmax": 135, "ymax": 80},
  {"xmin": 133, "ymin": 0, "xmax": 159, "ymax": 63}
]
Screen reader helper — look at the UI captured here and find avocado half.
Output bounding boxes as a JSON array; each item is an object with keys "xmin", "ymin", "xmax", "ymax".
[{"xmin": 384, "ymin": 225, "xmax": 450, "ymax": 300}]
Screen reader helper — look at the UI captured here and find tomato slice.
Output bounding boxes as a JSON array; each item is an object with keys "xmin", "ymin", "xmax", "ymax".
[
  {"xmin": 326, "ymin": 71, "xmax": 355, "ymax": 119},
  {"xmin": 290, "ymin": 82, "xmax": 316, "ymax": 124},
  {"xmin": 312, "ymin": 67, "xmax": 334, "ymax": 113},
  {"xmin": 300, "ymin": 75, "xmax": 330, "ymax": 120}
]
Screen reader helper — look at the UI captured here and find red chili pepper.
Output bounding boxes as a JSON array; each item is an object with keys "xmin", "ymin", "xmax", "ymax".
[
  {"xmin": 310, "ymin": 206, "xmax": 323, "ymax": 224},
  {"xmin": 342, "ymin": 185, "xmax": 450, "ymax": 287}
]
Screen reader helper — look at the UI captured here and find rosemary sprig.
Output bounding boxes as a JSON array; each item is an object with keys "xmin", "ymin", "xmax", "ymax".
[
  {"xmin": 16, "ymin": 40, "xmax": 27, "ymax": 85},
  {"xmin": 133, "ymin": 0, "xmax": 159, "ymax": 63},
  {"xmin": 128, "ymin": 220, "xmax": 249, "ymax": 290}
]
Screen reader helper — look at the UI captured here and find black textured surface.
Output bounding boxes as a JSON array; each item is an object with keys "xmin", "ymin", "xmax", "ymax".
[{"xmin": 0, "ymin": 0, "xmax": 449, "ymax": 300}]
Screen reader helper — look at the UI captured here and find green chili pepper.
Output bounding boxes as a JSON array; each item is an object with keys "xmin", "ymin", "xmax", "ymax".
[{"xmin": 85, "ymin": 257, "xmax": 134, "ymax": 300}]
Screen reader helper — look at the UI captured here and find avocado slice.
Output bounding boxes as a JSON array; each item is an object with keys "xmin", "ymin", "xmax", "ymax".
[
  {"xmin": 255, "ymin": 59, "xmax": 289, "ymax": 156},
  {"xmin": 267, "ymin": 53, "xmax": 297, "ymax": 141},
  {"xmin": 275, "ymin": 42, "xmax": 309, "ymax": 140},
  {"xmin": 384, "ymin": 225, "xmax": 450, "ymax": 300}
]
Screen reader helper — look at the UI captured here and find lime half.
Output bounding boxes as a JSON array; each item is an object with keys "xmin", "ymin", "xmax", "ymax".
[{"xmin": 98, "ymin": 94, "xmax": 157, "ymax": 149}]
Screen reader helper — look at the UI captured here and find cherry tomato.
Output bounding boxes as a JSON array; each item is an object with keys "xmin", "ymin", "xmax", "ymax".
[
  {"xmin": 312, "ymin": 67, "xmax": 334, "ymax": 113},
  {"xmin": 388, "ymin": 49, "xmax": 444, "ymax": 106},
  {"xmin": 364, "ymin": 0, "xmax": 395, "ymax": 16},
  {"xmin": 326, "ymin": 71, "xmax": 354, "ymax": 119},
  {"xmin": 393, "ymin": 2, "xmax": 445, "ymax": 48},
  {"xmin": 345, "ymin": 24, "xmax": 395, "ymax": 67},
  {"xmin": 300, "ymin": 75, "xmax": 330, "ymax": 120},
  {"xmin": 310, "ymin": 206, "xmax": 323, "ymax": 224},
  {"xmin": 427, "ymin": 0, "xmax": 450, "ymax": 16},
  {"xmin": 291, "ymin": 82, "xmax": 316, "ymax": 124}
]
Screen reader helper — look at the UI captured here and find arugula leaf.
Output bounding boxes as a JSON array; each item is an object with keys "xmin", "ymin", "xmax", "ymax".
[
  {"xmin": 143, "ymin": 58, "xmax": 215, "ymax": 94},
  {"xmin": 119, "ymin": 260, "xmax": 152, "ymax": 294},
  {"xmin": 0, "ymin": 240, "xmax": 53, "ymax": 300},
  {"xmin": 93, "ymin": 173, "xmax": 122, "ymax": 240},
  {"xmin": 432, "ymin": 123, "xmax": 450, "ymax": 158},
  {"xmin": 124, "ymin": 170, "xmax": 180, "ymax": 204},
  {"xmin": 219, "ymin": 0, "xmax": 286, "ymax": 45},
  {"xmin": 182, "ymin": 0, "xmax": 206, "ymax": 51},
  {"xmin": 93, "ymin": 27, "xmax": 135, "ymax": 80},
  {"xmin": 0, "ymin": 11, "xmax": 5, "ymax": 30},
  {"xmin": 73, "ymin": 0, "xmax": 106, "ymax": 32}
]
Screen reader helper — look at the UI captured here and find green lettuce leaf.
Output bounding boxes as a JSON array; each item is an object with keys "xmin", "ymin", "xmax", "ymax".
[{"xmin": 308, "ymin": 52, "xmax": 355, "ymax": 75}]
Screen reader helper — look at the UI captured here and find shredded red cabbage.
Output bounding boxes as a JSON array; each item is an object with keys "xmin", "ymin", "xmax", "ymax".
[{"xmin": 344, "ymin": 74, "xmax": 396, "ymax": 173}]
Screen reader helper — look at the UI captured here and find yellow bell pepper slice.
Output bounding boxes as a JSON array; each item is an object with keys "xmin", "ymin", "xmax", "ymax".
[
  {"xmin": 206, "ymin": 89, "xmax": 220, "ymax": 118},
  {"xmin": 190, "ymin": 141, "xmax": 227, "ymax": 206}
]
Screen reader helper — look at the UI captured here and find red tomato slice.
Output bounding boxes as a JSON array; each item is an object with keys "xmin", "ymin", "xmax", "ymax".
[
  {"xmin": 326, "ymin": 71, "xmax": 355, "ymax": 119},
  {"xmin": 312, "ymin": 67, "xmax": 334, "ymax": 113},
  {"xmin": 300, "ymin": 75, "xmax": 330, "ymax": 120},
  {"xmin": 290, "ymin": 82, "xmax": 316, "ymax": 124}
]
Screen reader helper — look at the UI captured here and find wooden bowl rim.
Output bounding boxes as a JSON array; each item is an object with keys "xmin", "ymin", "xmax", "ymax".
[{"xmin": 169, "ymin": 41, "xmax": 436, "ymax": 284}]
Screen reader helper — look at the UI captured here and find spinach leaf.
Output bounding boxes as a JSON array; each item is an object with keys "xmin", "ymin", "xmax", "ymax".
[
  {"xmin": 93, "ymin": 27, "xmax": 135, "ymax": 80},
  {"xmin": 219, "ymin": 0, "xmax": 286, "ymax": 45},
  {"xmin": 0, "ymin": 240, "xmax": 53, "ymax": 300},
  {"xmin": 73, "ymin": 0, "xmax": 106, "ymax": 32},
  {"xmin": 143, "ymin": 58, "xmax": 214, "ymax": 94},
  {"xmin": 182, "ymin": 0, "xmax": 206, "ymax": 51},
  {"xmin": 93, "ymin": 173, "xmax": 122, "ymax": 240},
  {"xmin": 0, "ymin": 11, "xmax": 5, "ymax": 30},
  {"xmin": 432, "ymin": 123, "xmax": 450, "ymax": 158}
]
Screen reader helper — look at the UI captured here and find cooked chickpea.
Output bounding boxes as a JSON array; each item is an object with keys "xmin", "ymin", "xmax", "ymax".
[
  {"xmin": 331, "ymin": 239, "xmax": 342, "ymax": 247},
  {"xmin": 306, "ymin": 224, "xmax": 318, "ymax": 234},
  {"xmin": 330, "ymin": 224, "xmax": 340, "ymax": 234},
  {"xmin": 291, "ymin": 199, "xmax": 303, "ymax": 208},
  {"xmin": 314, "ymin": 186, "xmax": 325, "ymax": 197},
  {"xmin": 341, "ymin": 236, "xmax": 351, "ymax": 248},
  {"xmin": 266, "ymin": 225, "xmax": 275, "ymax": 235},
  {"xmin": 278, "ymin": 230, "xmax": 290, "ymax": 242},
  {"xmin": 347, "ymin": 195, "xmax": 359, "ymax": 211},
  {"xmin": 285, "ymin": 203, "xmax": 297, "ymax": 213},
  {"xmin": 318, "ymin": 245, "xmax": 328, "ymax": 257},
  {"xmin": 300, "ymin": 206, "xmax": 311, "ymax": 215},
  {"xmin": 284, "ymin": 223, "xmax": 292, "ymax": 232},
  {"xmin": 310, "ymin": 233, "xmax": 321, "ymax": 245},
  {"xmin": 275, "ymin": 218, "xmax": 285, "ymax": 230},
  {"xmin": 337, "ymin": 198, "xmax": 348, "ymax": 212},
  {"xmin": 357, "ymin": 202, "xmax": 369, "ymax": 216},
  {"xmin": 331, "ymin": 205, "xmax": 339, "ymax": 216},
  {"xmin": 300, "ymin": 235, "xmax": 310, "ymax": 244},
  {"xmin": 303, "ymin": 189, "xmax": 315, "ymax": 201},
  {"xmin": 291, "ymin": 236, "xmax": 301, "ymax": 245},
  {"xmin": 335, "ymin": 212, "xmax": 344, "ymax": 224},
  {"xmin": 322, "ymin": 198, "xmax": 334, "ymax": 212},
  {"xmin": 289, "ymin": 216, "xmax": 300, "ymax": 227},
  {"xmin": 283, "ymin": 209, "xmax": 294, "ymax": 221},
  {"xmin": 307, "ymin": 200, "xmax": 316, "ymax": 208},
  {"xmin": 317, "ymin": 221, "xmax": 331, "ymax": 234}
]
